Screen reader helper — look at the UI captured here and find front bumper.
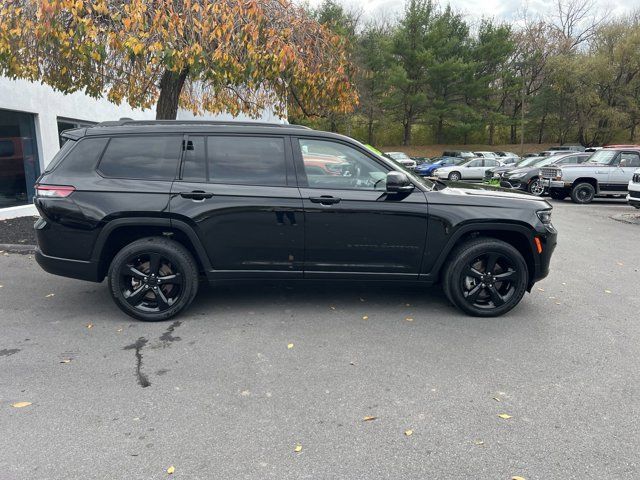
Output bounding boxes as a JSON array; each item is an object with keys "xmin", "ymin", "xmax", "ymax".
[
  {"xmin": 499, "ymin": 178, "xmax": 528, "ymax": 191},
  {"xmin": 627, "ymin": 187, "xmax": 640, "ymax": 208},
  {"xmin": 542, "ymin": 179, "xmax": 567, "ymax": 189}
]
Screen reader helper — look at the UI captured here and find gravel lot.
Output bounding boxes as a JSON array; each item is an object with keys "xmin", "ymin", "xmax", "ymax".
[{"xmin": 1, "ymin": 199, "xmax": 639, "ymax": 480}]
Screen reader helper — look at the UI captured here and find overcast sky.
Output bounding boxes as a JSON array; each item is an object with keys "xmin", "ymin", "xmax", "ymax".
[{"xmin": 301, "ymin": 0, "xmax": 638, "ymax": 24}]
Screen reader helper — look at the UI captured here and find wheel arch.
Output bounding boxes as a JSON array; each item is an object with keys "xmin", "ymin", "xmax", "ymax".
[
  {"xmin": 92, "ymin": 218, "xmax": 211, "ymax": 280},
  {"xmin": 425, "ymin": 222, "xmax": 536, "ymax": 287},
  {"xmin": 572, "ymin": 177, "xmax": 599, "ymax": 192}
]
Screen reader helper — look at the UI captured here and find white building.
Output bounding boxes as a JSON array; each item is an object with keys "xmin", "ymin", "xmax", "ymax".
[{"xmin": 0, "ymin": 77, "xmax": 281, "ymax": 217}]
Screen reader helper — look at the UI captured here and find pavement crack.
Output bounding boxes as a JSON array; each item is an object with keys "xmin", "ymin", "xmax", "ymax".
[{"xmin": 123, "ymin": 337, "xmax": 150, "ymax": 388}]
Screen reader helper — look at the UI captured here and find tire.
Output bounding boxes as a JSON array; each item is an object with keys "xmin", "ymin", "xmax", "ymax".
[
  {"xmin": 448, "ymin": 171, "xmax": 462, "ymax": 181},
  {"xmin": 570, "ymin": 182, "xmax": 596, "ymax": 204},
  {"xmin": 442, "ymin": 238, "xmax": 529, "ymax": 317},
  {"xmin": 108, "ymin": 237, "xmax": 199, "ymax": 321},
  {"xmin": 549, "ymin": 189, "xmax": 567, "ymax": 200},
  {"xmin": 527, "ymin": 177, "xmax": 544, "ymax": 196}
]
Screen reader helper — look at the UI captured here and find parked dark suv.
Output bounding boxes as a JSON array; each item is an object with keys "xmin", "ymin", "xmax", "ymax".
[{"xmin": 34, "ymin": 120, "xmax": 557, "ymax": 321}]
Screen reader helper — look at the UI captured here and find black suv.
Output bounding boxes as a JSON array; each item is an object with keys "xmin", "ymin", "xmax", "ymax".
[{"xmin": 34, "ymin": 120, "xmax": 557, "ymax": 321}]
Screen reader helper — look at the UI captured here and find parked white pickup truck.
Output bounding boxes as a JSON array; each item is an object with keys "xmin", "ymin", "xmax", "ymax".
[{"xmin": 541, "ymin": 147, "xmax": 640, "ymax": 203}]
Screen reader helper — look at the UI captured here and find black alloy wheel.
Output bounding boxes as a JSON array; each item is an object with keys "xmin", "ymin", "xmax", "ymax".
[
  {"xmin": 108, "ymin": 237, "xmax": 199, "ymax": 321},
  {"xmin": 570, "ymin": 182, "xmax": 595, "ymax": 204},
  {"xmin": 443, "ymin": 238, "xmax": 528, "ymax": 317}
]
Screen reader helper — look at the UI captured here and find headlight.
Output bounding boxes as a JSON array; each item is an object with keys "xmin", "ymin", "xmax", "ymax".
[
  {"xmin": 536, "ymin": 209, "xmax": 552, "ymax": 224},
  {"xmin": 507, "ymin": 172, "xmax": 526, "ymax": 179}
]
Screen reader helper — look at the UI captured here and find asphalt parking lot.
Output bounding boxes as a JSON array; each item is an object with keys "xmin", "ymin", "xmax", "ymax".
[{"xmin": 1, "ymin": 199, "xmax": 639, "ymax": 480}]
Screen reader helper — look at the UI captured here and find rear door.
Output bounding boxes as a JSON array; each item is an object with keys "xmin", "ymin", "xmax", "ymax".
[
  {"xmin": 169, "ymin": 134, "xmax": 304, "ymax": 278},
  {"xmin": 293, "ymin": 137, "xmax": 428, "ymax": 279}
]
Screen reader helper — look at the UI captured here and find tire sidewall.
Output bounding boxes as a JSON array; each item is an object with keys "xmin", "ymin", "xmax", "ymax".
[
  {"xmin": 449, "ymin": 172, "xmax": 461, "ymax": 181},
  {"xmin": 528, "ymin": 177, "xmax": 544, "ymax": 196},
  {"xmin": 571, "ymin": 183, "xmax": 595, "ymax": 204},
  {"xmin": 108, "ymin": 238, "xmax": 198, "ymax": 321},
  {"xmin": 445, "ymin": 240, "xmax": 529, "ymax": 317}
]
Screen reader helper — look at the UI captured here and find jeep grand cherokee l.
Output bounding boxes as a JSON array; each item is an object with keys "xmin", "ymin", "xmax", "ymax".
[{"xmin": 34, "ymin": 120, "xmax": 557, "ymax": 321}]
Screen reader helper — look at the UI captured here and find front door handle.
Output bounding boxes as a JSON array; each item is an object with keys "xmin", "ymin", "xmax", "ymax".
[
  {"xmin": 309, "ymin": 195, "xmax": 341, "ymax": 205},
  {"xmin": 180, "ymin": 190, "xmax": 213, "ymax": 200}
]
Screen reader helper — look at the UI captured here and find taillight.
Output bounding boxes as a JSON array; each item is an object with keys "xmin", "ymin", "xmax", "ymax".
[{"xmin": 35, "ymin": 184, "xmax": 76, "ymax": 198}]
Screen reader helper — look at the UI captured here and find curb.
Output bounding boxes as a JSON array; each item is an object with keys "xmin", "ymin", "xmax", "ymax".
[{"xmin": 0, "ymin": 244, "xmax": 37, "ymax": 255}]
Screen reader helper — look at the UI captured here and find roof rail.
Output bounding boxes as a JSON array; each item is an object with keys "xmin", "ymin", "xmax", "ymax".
[{"xmin": 95, "ymin": 118, "xmax": 310, "ymax": 129}]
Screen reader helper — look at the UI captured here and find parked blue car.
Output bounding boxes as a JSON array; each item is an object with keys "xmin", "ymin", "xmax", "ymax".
[{"xmin": 414, "ymin": 156, "xmax": 464, "ymax": 176}]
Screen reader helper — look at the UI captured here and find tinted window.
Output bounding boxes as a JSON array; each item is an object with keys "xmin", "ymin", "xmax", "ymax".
[
  {"xmin": 485, "ymin": 159, "xmax": 499, "ymax": 167},
  {"xmin": 181, "ymin": 136, "xmax": 207, "ymax": 182},
  {"xmin": 468, "ymin": 159, "xmax": 482, "ymax": 167},
  {"xmin": 207, "ymin": 136, "xmax": 286, "ymax": 186},
  {"xmin": 55, "ymin": 137, "xmax": 108, "ymax": 174},
  {"xmin": 0, "ymin": 140, "xmax": 15, "ymax": 157},
  {"xmin": 99, "ymin": 136, "xmax": 181, "ymax": 180},
  {"xmin": 556, "ymin": 155, "xmax": 576, "ymax": 165},
  {"xmin": 299, "ymin": 138, "xmax": 388, "ymax": 190}
]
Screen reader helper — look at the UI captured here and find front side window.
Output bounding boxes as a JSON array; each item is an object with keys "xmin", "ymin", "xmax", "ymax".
[
  {"xmin": 620, "ymin": 152, "xmax": 640, "ymax": 168},
  {"xmin": 467, "ymin": 159, "xmax": 482, "ymax": 168},
  {"xmin": 207, "ymin": 136, "xmax": 286, "ymax": 186},
  {"xmin": 99, "ymin": 136, "xmax": 181, "ymax": 180},
  {"xmin": 299, "ymin": 138, "xmax": 389, "ymax": 190}
]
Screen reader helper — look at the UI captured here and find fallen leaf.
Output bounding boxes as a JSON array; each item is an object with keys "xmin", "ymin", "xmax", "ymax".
[
  {"xmin": 167, "ymin": 466, "xmax": 175, "ymax": 474},
  {"xmin": 11, "ymin": 402, "xmax": 32, "ymax": 408},
  {"xmin": 362, "ymin": 315, "xmax": 369, "ymax": 320},
  {"xmin": 362, "ymin": 416, "xmax": 377, "ymax": 422},
  {"xmin": 555, "ymin": 302, "xmax": 561, "ymax": 305},
  {"xmin": 405, "ymin": 317, "xmax": 414, "ymax": 322},
  {"xmin": 287, "ymin": 343, "xmax": 294, "ymax": 349},
  {"xmin": 474, "ymin": 440, "xmax": 485, "ymax": 446},
  {"xmin": 537, "ymin": 287, "xmax": 544, "ymax": 292},
  {"xmin": 359, "ymin": 298, "xmax": 365, "ymax": 302},
  {"xmin": 60, "ymin": 359, "xmax": 71, "ymax": 364},
  {"xmin": 86, "ymin": 323, "xmax": 93, "ymax": 329},
  {"xmin": 511, "ymin": 477, "xmax": 526, "ymax": 480},
  {"xmin": 240, "ymin": 390, "xmax": 250, "ymax": 396},
  {"xmin": 45, "ymin": 293, "xmax": 55, "ymax": 298},
  {"xmin": 492, "ymin": 397, "xmax": 501, "ymax": 402},
  {"xmin": 294, "ymin": 444, "xmax": 302, "ymax": 453},
  {"xmin": 605, "ymin": 290, "xmax": 612, "ymax": 294},
  {"xmin": 116, "ymin": 328, "xmax": 123, "ymax": 332},
  {"xmin": 404, "ymin": 429, "xmax": 413, "ymax": 436},
  {"xmin": 0, "ymin": 285, "xmax": 3, "ymax": 288},
  {"xmin": 330, "ymin": 306, "xmax": 336, "ymax": 310},
  {"xmin": 498, "ymin": 413, "xmax": 512, "ymax": 419},
  {"xmin": 616, "ymin": 262, "xmax": 624, "ymax": 266},
  {"xmin": 405, "ymin": 303, "xmax": 411, "ymax": 307}
]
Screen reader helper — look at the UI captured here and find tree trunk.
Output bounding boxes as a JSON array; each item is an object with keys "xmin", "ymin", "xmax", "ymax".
[
  {"xmin": 367, "ymin": 115, "xmax": 374, "ymax": 145},
  {"xmin": 436, "ymin": 116, "xmax": 444, "ymax": 144},
  {"xmin": 537, "ymin": 113, "xmax": 546, "ymax": 144},
  {"xmin": 403, "ymin": 120, "xmax": 412, "ymax": 146},
  {"xmin": 156, "ymin": 69, "xmax": 189, "ymax": 120},
  {"xmin": 488, "ymin": 122, "xmax": 495, "ymax": 146}
]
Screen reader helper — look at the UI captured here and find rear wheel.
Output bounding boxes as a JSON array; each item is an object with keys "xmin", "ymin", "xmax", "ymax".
[
  {"xmin": 448, "ymin": 171, "xmax": 461, "ymax": 181},
  {"xmin": 571, "ymin": 182, "xmax": 595, "ymax": 204},
  {"xmin": 442, "ymin": 238, "xmax": 528, "ymax": 317},
  {"xmin": 108, "ymin": 237, "xmax": 199, "ymax": 321}
]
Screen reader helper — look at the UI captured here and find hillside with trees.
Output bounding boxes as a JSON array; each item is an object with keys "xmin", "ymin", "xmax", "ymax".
[{"xmin": 301, "ymin": 0, "xmax": 640, "ymax": 147}]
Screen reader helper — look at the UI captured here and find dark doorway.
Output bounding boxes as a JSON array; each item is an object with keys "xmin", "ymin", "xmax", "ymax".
[{"xmin": 0, "ymin": 109, "xmax": 40, "ymax": 208}]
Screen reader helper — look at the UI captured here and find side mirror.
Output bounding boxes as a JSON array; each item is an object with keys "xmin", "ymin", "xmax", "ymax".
[{"xmin": 386, "ymin": 171, "xmax": 415, "ymax": 193}]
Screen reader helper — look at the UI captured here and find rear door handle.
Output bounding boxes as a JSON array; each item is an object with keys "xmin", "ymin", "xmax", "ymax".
[
  {"xmin": 180, "ymin": 190, "xmax": 213, "ymax": 200},
  {"xmin": 309, "ymin": 195, "xmax": 341, "ymax": 205}
]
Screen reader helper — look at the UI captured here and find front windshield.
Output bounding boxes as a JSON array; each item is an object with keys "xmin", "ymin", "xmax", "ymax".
[
  {"xmin": 460, "ymin": 152, "xmax": 475, "ymax": 158},
  {"xmin": 515, "ymin": 157, "xmax": 542, "ymax": 168},
  {"xmin": 585, "ymin": 149, "xmax": 617, "ymax": 165},
  {"xmin": 389, "ymin": 152, "xmax": 410, "ymax": 161}
]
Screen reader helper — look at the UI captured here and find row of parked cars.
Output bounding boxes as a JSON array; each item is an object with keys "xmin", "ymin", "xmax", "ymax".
[{"xmin": 384, "ymin": 146, "xmax": 640, "ymax": 206}]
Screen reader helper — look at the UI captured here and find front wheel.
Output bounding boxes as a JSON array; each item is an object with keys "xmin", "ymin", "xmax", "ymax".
[
  {"xmin": 448, "ymin": 171, "xmax": 462, "ymax": 181},
  {"xmin": 527, "ymin": 177, "xmax": 544, "ymax": 196},
  {"xmin": 108, "ymin": 237, "xmax": 199, "ymax": 321},
  {"xmin": 571, "ymin": 182, "xmax": 596, "ymax": 204},
  {"xmin": 442, "ymin": 239, "xmax": 529, "ymax": 317}
]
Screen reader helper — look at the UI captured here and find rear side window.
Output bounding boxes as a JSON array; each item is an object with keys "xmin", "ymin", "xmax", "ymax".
[
  {"xmin": 0, "ymin": 140, "xmax": 15, "ymax": 157},
  {"xmin": 207, "ymin": 136, "xmax": 286, "ymax": 186},
  {"xmin": 51, "ymin": 137, "xmax": 108, "ymax": 174},
  {"xmin": 99, "ymin": 136, "xmax": 181, "ymax": 180}
]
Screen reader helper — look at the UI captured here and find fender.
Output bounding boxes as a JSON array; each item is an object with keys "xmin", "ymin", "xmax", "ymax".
[
  {"xmin": 420, "ymin": 220, "xmax": 539, "ymax": 282},
  {"xmin": 90, "ymin": 217, "xmax": 212, "ymax": 271}
]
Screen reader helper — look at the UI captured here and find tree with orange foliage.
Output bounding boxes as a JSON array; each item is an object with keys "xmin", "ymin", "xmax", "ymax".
[{"xmin": 0, "ymin": 0, "xmax": 357, "ymax": 119}]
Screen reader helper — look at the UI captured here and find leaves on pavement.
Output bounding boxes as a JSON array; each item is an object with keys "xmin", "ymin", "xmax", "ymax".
[
  {"xmin": 404, "ymin": 429, "xmax": 413, "ymax": 436},
  {"xmin": 362, "ymin": 315, "xmax": 368, "ymax": 320},
  {"xmin": 167, "ymin": 466, "xmax": 175, "ymax": 474},
  {"xmin": 498, "ymin": 413, "xmax": 512, "ymax": 419},
  {"xmin": 287, "ymin": 343, "xmax": 294, "ymax": 349},
  {"xmin": 294, "ymin": 445, "xmax": 302, "ymax": 453},
  {"xmin": 45, "ymin": 293, "xmax": 55, "ymax": 298},
  {"xmin": 11, "ymin": 402, "xmax": 32, "ymax": 408},
  {"xmin": 362, "ymin": 416, "xmax": 377, "ymax": 421}
]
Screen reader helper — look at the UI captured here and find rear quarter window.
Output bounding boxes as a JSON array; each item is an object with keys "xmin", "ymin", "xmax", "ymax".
[
  {"xmin": 49, "ymin": 137, "xmax": 109, "ymax": 174},
  {"xmin": 98, "ymin": 136, "xmax": 182, "ymax": 180}
]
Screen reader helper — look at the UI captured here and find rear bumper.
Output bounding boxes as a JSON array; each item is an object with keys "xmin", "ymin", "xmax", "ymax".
[{"xmin": 35, "ymin": 249, "xmax": 103, "ymax": 282}]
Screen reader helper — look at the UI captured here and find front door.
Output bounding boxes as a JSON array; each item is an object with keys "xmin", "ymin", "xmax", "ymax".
[
  {"xmin": 170, "ymin": 134, "xmax": 304, "ymax": 278},
  {"xmin": 464, "ymin": 159, "xmax": 485, "ymax": 179},
  {"xmin": 293, "ymin": 137, "xmax": 429, "ymax": 279},
  {"xmin": 608, "ymin": 151, "xmax": 640, "ymax": 191}
]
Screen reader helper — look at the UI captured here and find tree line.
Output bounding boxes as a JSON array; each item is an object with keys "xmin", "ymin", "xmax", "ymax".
[{"xmin": 299, "ymin": 0, "xmax": 640, "ymax": 147}]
